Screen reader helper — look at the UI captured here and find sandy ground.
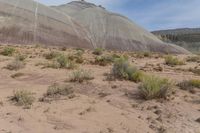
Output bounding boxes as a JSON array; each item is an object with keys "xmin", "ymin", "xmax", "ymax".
[{"xmin": 0, "ymin": 45, "xmax": 199, "ymax": 133}]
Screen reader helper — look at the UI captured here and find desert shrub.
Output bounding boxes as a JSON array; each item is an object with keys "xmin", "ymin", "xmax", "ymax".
[
  {"xmin": 75, "ymin": 49, "xmax": 84, "ymax": 55},
  {"xmin": 93, "ymin": 48, "xmax": 104, "ymax": 55},
  {"xmin": 56, "ymin": 54, "xmax": 68, "ymax": 68},
  {"xmin": 60, "ymin": 47, "xmax": 67, "ymax": 51},
  {"xmin": 165, "ymin": 55, "xmax": 185, "ymax": 66},
  {"xmin": 6, "ymin": 58, "xmax": 25, "ymax": 70},
  {"xmin": 46, "ymin": 61, "xmax": 76, "ymax": 69},
  {"xmin": 75, "ymin": 48, "xmax": 85, "ymax": 52},
  {"xmin": 1, "ymin": 47, "xmax": 15, "ymax": 56},
  {"xmin": 189, "ymin": 68, "xmax": 200, "ymax": 75},
  {"xmin": 186, "ymin": 56, "xmax": 200, "ymax": 62},
  {"xmin": 189, "ymin": 80, "xmax": 200, "ymax": 88},
  {"xmin": 44, "ymin": 51, "xmax": 60, "ymax": 60},
  {"xmin": 143, "ymin": 52, "xmax": 152, "ymax": 57},
  {"xmin": 63, "ymin": 61, "xmax": 76, "ymax": 70},
  {"xmin": 47, "ymin": 54, "xmax": 76, "ymax": 69},
  {"xmin": 139, "ymin": 75, "xmax": 171, "ymax": 100},
  {"xmin": 94, "ymin": 55, "xmax": 114, "ymax": 66},
  {"xmin": 68, "ymin": 50, "xmax": 84, "ymax": 64},
  {"xmin": 111, "ymin": 57, "xmax": 144, "ymax": 82},
  {"xmin": 178, "ymin": 79, "xmax": 200, "ymax": 90},
  {"xmin": 129, "ymin": 70, "xmax": 145, "ymax": 83},
  {"xmin": 112, "ymin": 57, "xmax": 130, "ymax": 79},
  {"xmin": 45, "ymin": 83, "xmax": 74, "ymax": 98},
  {"xmin": 45, "ymin": 61, "xmax": 60, "ymax": 69},
  {"xmin": 10, "ymin": 90, "xmax": 35, "ymax": 107},
  {"xmin": 135, "ymin": 52, "xmax": 152, "ymax": 58},
  {"xmin": 94, "ymin": 54, "xmax": 129, "ymax": 66},
  {"xmin": 70, "ymin": 69, "xmax": 94, "ymax": 83},
  {"xmin": 16, "ymin": 54, "xmax": 27, "ymax": 61},
  {"xmin": 111, "ymin": 53, "xmax": 121, "ymax": 59}
]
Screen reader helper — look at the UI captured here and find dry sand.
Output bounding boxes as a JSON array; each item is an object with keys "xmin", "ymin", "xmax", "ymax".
[{"xmin": 0, "ymin": 45, "xmax": 199, "ymax": 133}]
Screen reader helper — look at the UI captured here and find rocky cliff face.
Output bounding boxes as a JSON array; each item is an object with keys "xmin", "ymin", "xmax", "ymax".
[{"xmin": 0, "ymin": 0, "xmax": 92, "ymax": 48}]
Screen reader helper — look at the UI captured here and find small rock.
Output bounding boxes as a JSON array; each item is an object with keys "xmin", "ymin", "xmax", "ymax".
[
  {"xmin": 156, "ymin": 115, "xmax": 162, "ymax": 122},
  {"xmin": 195, "ymin": 117, "xmax": 200, "ymax": 123},
  {"xmin": 111, "ymin": 85, "xmax": 117, "ymax": 89},
  {"xmin": 132, "ymin": 104, "xmax": 138, "ymax": 108},
  {"xmin": 106, "ymin": 100, "xmax": 111, "ymax": 103},
  {"xmin": 158, "ymin": 126, "xmax": 166, "ymax": 133},
  {"xmin": 189, "ymin": 89, "xmax": 196, "ymax": 94},
  {"xmin": 154, "ymin": 110, "xmax": 162, "ymax": 115}
]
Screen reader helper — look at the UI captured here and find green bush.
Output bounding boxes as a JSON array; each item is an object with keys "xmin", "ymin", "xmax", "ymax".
[
  {"xmin": 112, "ymin": 57, "xmax": 130, "ymax": 79},
  {"xmin": 129, "ymin": 70, "xmax": 144, "ymax": 83},
  {"xmin": 56, "ymin": 54, "xmax": 68, "ymax": 68},
  {"xmin": 94, "ymin": 55, "xmax": 114, "ymax": 66},
  {"xmin": 70, "ymin": 69, "xmax": 94, "ymax": 83},
  {"xmin": 139, "ymin": 75, "xmax": 171, "ymax": 100},
  {"xmin": 47, "ymin": 54, "xmax": 76, "ymax": 69},
  {"xmin": 68, "ymin": 50, "xmax": 84, "ymax": 64},
  {"xmin": 94, "ymin": 54, "xmax": 129, "ymax": 66},
  {"xmin": 189, "ymin": 80, "xmax": 200, "ymax": 88},
  {"xmin": 92, "ymin": 48, "xmax": 104, "ymax": 55},
  {"xmin": 111, "ymin": 57, "xmax": 144, "ymax": 82},
  {"xmin": 10, "ymin": 90, "xmax": 35, "ymax": 107},
  {"xmin": 165, "ymin": 55, "xmax": 185, "ymax": 66},
  {"xmin": 1, "ymin": 47, "xmax": 15, "ymax": 56}
]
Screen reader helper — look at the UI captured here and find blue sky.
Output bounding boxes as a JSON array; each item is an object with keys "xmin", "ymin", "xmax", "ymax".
[{"xmin": 38, "ymin": 0, "xmax": 200, "ymax": 31}]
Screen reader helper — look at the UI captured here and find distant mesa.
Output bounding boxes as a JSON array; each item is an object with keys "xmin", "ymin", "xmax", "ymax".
[
  {"xmin": 0, "ymin": 0, "xmax": 189, "ymax": 54},
  {"xmin": 152, "ymin": 28, "xmax": 200, "ymax": 52}
]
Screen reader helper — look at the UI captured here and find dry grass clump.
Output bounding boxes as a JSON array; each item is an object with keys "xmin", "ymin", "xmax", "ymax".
[
  {"xmin": 10, "ymin": 90, "xmax": 35, "ymax": 107},
  {"xmin": 165, "ymin": 55, "xmax": 185, "ymax": 66},
  {"xmin": 94, "ymin": 54, "xmax": 125, "ymax": 66},
  {"xmin": 111, "ymin": 57, "xmax": 144, "ymax": 82},
  {"xmin": 44, "ymin": 83, "xmax": 74, "ymax": 98},
  {"xmin": 0, "ymin": 47, "xmax": 15, "ymax": 56},
  {"xmin": 16, "ymin": 54, "xmax": 27, "ymax": 61},
  {"xmin": 135, "ymin": 51, "xmax": 152, "ymax": 58},
  {"xmin": 190, "ymin": 80, "xmax": 200, "ymax": 88},
  {"xmin": 139, "ymin": 75, "xmax": 171, "ymax": 100},
  {"xmin": 94, "ymin": 55, "xmax": 114, "ymax": 66},
  {"xmin": 186, "ymin": 56, "xmax": 200, "ymax": 63},
  {"xmin": 44, "ymin": 51, "xmax": 60, "ymax": 60},
  {"xmin": 70, "ymin": 69, "xmax": 94, "ymax": 83},
  {"xmin": 75, "ymin": 48, "xmax": 85, "ymax": 52},
  {"xmin": 189, "ymin": 68, "xmax": 200, "ymax": 75},
  {"xmin": 68, "ymin": 50, "xmax": 84, "ymax": 64},
  {"xmin": 56, "ymin": 54, "xmax": 70, "ymax": 68},
  {"xmin": 178, "ymin": 79, "xmax": 200, "ymax": 90},
  {"xmin": 92, "ymin": 48, "xmax": 104, "ymax": 55},
  {"xmin": 6, "ymin": 58, "xmax": 25, "ymax": 71}
]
